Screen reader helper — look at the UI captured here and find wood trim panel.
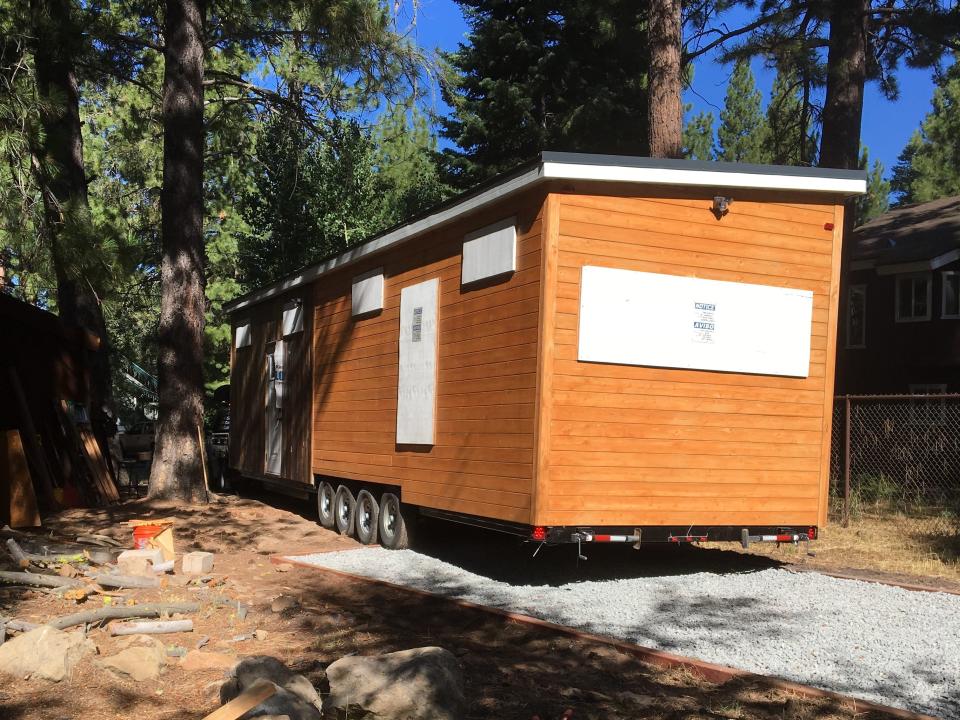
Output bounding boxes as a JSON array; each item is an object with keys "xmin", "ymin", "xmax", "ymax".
[
  {"xmin": 531, "ymin": 193, "xmax": 560, "ymax": 526},
  {"xmin": 818, "ymin": 204, "xmax": 845, "ymax": 526}
]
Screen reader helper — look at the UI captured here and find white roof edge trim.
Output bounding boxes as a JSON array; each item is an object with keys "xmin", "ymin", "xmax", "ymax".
[
  {"xmin": 227, "ymin": 159, "xmax": 865, "ymax": 313},
  {"xmin": 876, "ymin": 248, "xmax": 960, "ymax": 276},
  {"xmin": 542, "ymin": 161, "xmax": 868, "ymax": 195}
]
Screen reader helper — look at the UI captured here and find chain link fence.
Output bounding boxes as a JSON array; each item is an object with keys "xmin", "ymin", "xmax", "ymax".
[{"xmin": 830, "ymin": 394, "xmax": 960, "ymax": 538}]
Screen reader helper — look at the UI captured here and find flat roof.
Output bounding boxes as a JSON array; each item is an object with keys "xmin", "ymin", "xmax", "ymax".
[{"xmin": 225, "ymin": 152, "xmax": 866, "ymax": 314}]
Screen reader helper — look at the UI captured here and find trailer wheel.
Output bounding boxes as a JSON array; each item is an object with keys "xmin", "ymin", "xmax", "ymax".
[
  {"xmin": 355, "ymin": 490, "xmax": 379, "ymax": 545},
  {"xmin": 378, "ymin": 492, "xmax": 412, "ymax": 550},
  {"xmin": 317, "ymin": 481, "xmax": 336, "ymax": 529},
  {"xmin": 333, "ymin": 485, "xmax": 356, "ymax": 536}
]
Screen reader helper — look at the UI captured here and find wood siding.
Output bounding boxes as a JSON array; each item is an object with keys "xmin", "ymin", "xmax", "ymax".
[
  {"xmin": 229, "ymin": 290, "xmax": 313, "ymax": 484},
  {"xmin": 309, "ymin": 192, "xmax": 545, "ymax": 524},
  {"xmin": 538, "ymin": 189, "xmax": 843, "ymax": 528}
]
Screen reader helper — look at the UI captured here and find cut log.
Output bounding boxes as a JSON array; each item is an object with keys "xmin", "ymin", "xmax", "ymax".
[
  {"xmin": 0, "ymin": 617, "xmax": 40, "ymax": 633},
  {"xmin": 93, "ymin": 573, "xmax": 160, "ymax": 589},
  {"xmin": 201, "ymin": 679, "xmax": 276, "ymax": 720},
  {"xmin": 110, "ymin": 619, "xmax": 193, "ymax": 636},
  {"xmin": 0, "ymin": 571, "xmax": 83, "ymax": 589},
  {"xmin": 47, "ymin": 602, "xmax": 199, "ymax": 630}
]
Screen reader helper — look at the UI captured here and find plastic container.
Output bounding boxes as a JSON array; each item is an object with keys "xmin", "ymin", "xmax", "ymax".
[{"xmin": 132, "ymin": 524, "xmax": 164, "ymax": 550}]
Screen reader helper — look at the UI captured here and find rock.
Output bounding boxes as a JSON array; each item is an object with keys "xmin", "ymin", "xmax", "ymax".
[
  {"xmin": 0, "ymin": 626, "xmax": 96, "ymax": 682},
  {"xmin": 324, "ymin": 647, "xmax": 465, "ymax": 720},
  {"xmin": 220, "ymin": 656, "xmax": 323, "ymax": 720},
  {"xmin": 98, "ymin": 636, "xmax": 166, "ymax": 682},
  {"xmin": 270, "ymin": 595, "xmax": 299, "ymax": 614},
  {"xmin": 274, "ymin": 563, "xmax": 293, "ymax": 573},
  {"xmin": 182, "ymin": 551, "xmax": 215, "ymax": 574},
  {"xmin": 254, "ymin": 629, "xmax": 268, "ymax": 641},
  {"xmin": 181, "ymin": 650, "xmax": 238, "ymax": 671}
]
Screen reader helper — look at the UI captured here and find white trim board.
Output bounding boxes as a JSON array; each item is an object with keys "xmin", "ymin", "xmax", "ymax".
[{"xmin": 226, "ymin": 155, "xmax": 866, "ymax": 314}]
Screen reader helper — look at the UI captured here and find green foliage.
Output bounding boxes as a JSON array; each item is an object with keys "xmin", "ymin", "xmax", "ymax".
[
  {"xmin": 765, "ymin": 65, "xmax": 817, "ymax": 166},
  {"xmin": 892, "ymin": 57, "xmax": 960, "ymax": 204},
  {"xmin": 855, "ymin": 146, "xmax": 890, "ymax": 227},
  {"xmin": 682, "ymin": 110, "xmax": 715, "ymax": 161},
  {"xmin": 439, "ymin": 0, "xmax": 649, "ymax": 187},
  {"xmin": 715, "ymin": 59, "xmax": 768, "ymax": 163}
]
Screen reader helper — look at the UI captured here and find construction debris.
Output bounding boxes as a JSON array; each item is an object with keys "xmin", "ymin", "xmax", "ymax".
[
  {"xmin": 183, "ymin": 551, "xmax": 215, "ymax": 574},
  {"xmin": 109, "ymin": 619, "xmax": 194, "ymax": 636}
]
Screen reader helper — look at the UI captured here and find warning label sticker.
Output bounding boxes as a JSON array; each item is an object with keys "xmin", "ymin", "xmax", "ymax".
[{"xmin": 693, "ymin": 301, "xmax": 716, "ymax": 344}]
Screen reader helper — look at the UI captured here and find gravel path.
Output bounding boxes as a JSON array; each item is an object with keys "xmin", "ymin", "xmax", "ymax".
[{"xmin": 289, "ymin": 547, "xmax": 960, "ymax": 717}]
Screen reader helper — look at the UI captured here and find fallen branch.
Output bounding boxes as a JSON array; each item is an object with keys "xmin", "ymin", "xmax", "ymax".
[
  {"xmin": 92, "ymin": 573, "xmax": 160, "ymax": 589},
  {"xmin": 5, "ymin": 538, "xmax": 90, "ymax": 567},
  {"xmin": 48, "ymin": 602, "xmax": 200, "ymax": 631},
  {"xmin": 76, "ymin": 534, "xmax": 123, "ymax": 548},
  {"xmin": 0, "ymin": 618, "xmax": 39, "ymax": 633},
  {"xmin": 0, "ymin": 571, "xmax": 82, "ymax": 589},
  {"xmin": 110, "ymin": 619, "xmax": 194, "ymax": 636}
]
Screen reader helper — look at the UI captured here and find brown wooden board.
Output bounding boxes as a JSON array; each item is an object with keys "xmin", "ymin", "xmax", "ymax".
[{"xmin": 0, "ymin": 429, "xmax": 41, "ymax": 527}]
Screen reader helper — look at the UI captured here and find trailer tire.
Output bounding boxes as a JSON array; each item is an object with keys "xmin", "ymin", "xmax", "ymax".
[
  {"xmin": 333, "ymin": 485, "xmax": 356, "ymax": 536},
  {"xmin": 355, "ymin": 490, "xmax": 379, "ymax": 545},
  {"xmin": 317, "ymin": 481, "xmax": 336, "ymax": 529},
  {"xmin": 378, "ymin": 492, "xmax": 412, "ymax": 550}
]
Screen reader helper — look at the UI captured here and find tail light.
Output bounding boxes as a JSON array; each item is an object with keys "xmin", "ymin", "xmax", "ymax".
[
  {"xmin": 531, "ymin": 526, "xmax": 547, "ymax": 542},
  {"xmin": 808, "ymin": 526, "xmax": 817, "ymax": 540}
]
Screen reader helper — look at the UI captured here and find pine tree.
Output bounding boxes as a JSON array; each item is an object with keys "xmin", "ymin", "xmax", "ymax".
[
  {"xmin": 682, "ymin": 110, "xmax": 714, "ymax": 161},
  {"xmin": 855, "ymin": 146, "xmax": 890, "ymax": 226},
  {"xmin": 765, "ymin": 66, "xmax": 817, "ymax": 166},
  {"xmin": 440, "ymin": 0, "xmax": 649, "ymax": 187},
  {"xmin": 715, "ymin": 59, "xmax": 768, "ymax": 163},
  {"xmin": 891, "ymin": 58, "xmax": 960, "ymax": 204}
]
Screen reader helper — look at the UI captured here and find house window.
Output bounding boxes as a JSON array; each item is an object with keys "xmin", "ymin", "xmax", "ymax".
[
  {"xmin": 846, "ymin": 284, "xmax": 866, "ymax": 349},
  {"xmin": 942, "ymin": 271, "xmax": 960, "ymax": 319},
  {"xmin": 895, "ymin": 273, "xmax": 932, "ymax": 322}
]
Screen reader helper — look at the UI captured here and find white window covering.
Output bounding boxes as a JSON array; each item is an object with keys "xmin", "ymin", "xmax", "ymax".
[
  {"xmin": 235, "ymin": 323, "xmax": 252, "ymax": 348},
  {"xmin": 461, "ymin": 217, "xmax": 517, "ymax": 285},
  {"xmin": 352, "ymin": 269, "xmax": 385, "ymax": 316},
  {"xmin": 282, "ymin": 301, "xmax": 304, "ymax": 335}
]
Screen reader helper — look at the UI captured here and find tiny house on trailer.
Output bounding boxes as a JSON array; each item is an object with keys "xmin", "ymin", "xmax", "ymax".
[{"xmin": 224, "ymin": 153, "xmax": 865, "ymax": 550}]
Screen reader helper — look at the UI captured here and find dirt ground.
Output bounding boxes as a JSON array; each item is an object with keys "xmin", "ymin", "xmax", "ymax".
[{"xmin": 0, "ymin": 492, "xmax": 923, "ymax": 720}]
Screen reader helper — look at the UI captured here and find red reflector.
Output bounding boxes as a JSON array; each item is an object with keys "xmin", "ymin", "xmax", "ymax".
[
  {"xmin": 775, "ymin": 534, "xmax": 794, "ymax": 542},
  {"xmin": 808, "ymin": 526, "xmax": 817, "ymax": 540},
  {"xmin": 531, "ymin": 526, "xmax": 547, "ymax": 541},
  {"xmin": 824, "ymin": 222, "xmax": 835, "ymax": 231}
]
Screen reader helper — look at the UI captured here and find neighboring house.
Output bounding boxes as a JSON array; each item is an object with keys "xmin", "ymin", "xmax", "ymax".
[{"xmin": 836, "ymin": 195, "xmax": 960, "ymax": 394}]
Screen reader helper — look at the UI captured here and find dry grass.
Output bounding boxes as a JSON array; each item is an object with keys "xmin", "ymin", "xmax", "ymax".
[{"xmin": 707, "ymin": 516, "xmax": 960, "ymax": 588}]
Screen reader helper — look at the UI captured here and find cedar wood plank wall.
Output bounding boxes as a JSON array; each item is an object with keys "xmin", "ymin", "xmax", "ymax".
[
  {"xmin": 536, "ymin": 186, "xmax": 843, "ymax": 528},
  {"xmin": 230, "ymin": 289, "xmax": 313, "ymax": 485},
  {"xmin": 308, "ymin": 190, "xmax": 545, "ymax": 524}
]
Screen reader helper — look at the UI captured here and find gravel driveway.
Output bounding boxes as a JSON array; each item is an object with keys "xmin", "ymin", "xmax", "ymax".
[{"xmin": 289, "ymin": 542, "xmax": 960, "ymax": 718}]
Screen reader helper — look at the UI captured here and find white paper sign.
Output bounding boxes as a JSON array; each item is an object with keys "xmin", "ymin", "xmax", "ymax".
[
  {"xmin": 397, "ymin": 278, "xmax": 440, "ymax": 444},
  {"xmin": 578, "ymin": 266, "xmax": 813, "ymax": 377}
]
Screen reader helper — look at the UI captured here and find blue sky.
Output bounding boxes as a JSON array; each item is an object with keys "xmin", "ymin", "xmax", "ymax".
[{"xmin": 411, "ymin": 0, "xmax": 941, "ymax": 178}]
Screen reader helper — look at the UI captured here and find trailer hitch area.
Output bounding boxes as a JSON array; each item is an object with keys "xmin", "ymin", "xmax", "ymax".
[{"xmin": 740, "ymin": 528, "xmax": 816, "ymax": 549}]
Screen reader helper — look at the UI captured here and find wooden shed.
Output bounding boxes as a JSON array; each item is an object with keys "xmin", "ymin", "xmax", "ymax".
[{"xmin": 225, "ymin": 153, "xmax": 865, "ymax": 548}]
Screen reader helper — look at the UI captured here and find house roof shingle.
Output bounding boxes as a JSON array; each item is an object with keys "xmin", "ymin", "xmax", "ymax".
[{"xmin": 851, "ymin": 195, "xmax": 960, "ymax": 265}]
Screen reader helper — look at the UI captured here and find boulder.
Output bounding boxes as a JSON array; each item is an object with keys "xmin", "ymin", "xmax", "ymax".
[
  {"xmin": 220, "ymin": 656, "xmax": 323, "ymax": 720},
  {"xmin": 97, "ymin": 635, "xmax": 166, "ymax": 681},
  {"xmin": 0, "ymin": 625, "xmax": 96, "ymax": 682},
  {"xmin": 324, "ymin": 647, "xmax": 465, "ymax": 720}
]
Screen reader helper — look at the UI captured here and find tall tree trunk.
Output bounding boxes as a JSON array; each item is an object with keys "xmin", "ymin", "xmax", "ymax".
[
  {"xmin": 819, "ymin": 0, "xmax": 868, "ymax": 170},
  {"xmin": 30, "ymin": 0, "xmax": 115, "ymax": 455},
  {"xmin": 820, "ymin": 0, "xmax": 869, "ymax": 396},
  {"xmin": 647, "ymin": 0, "xmax": 683, "ymax": 159},
  {"xmin": 149, "ymin": 0, "xmax": 207, "ymax": 502}
]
